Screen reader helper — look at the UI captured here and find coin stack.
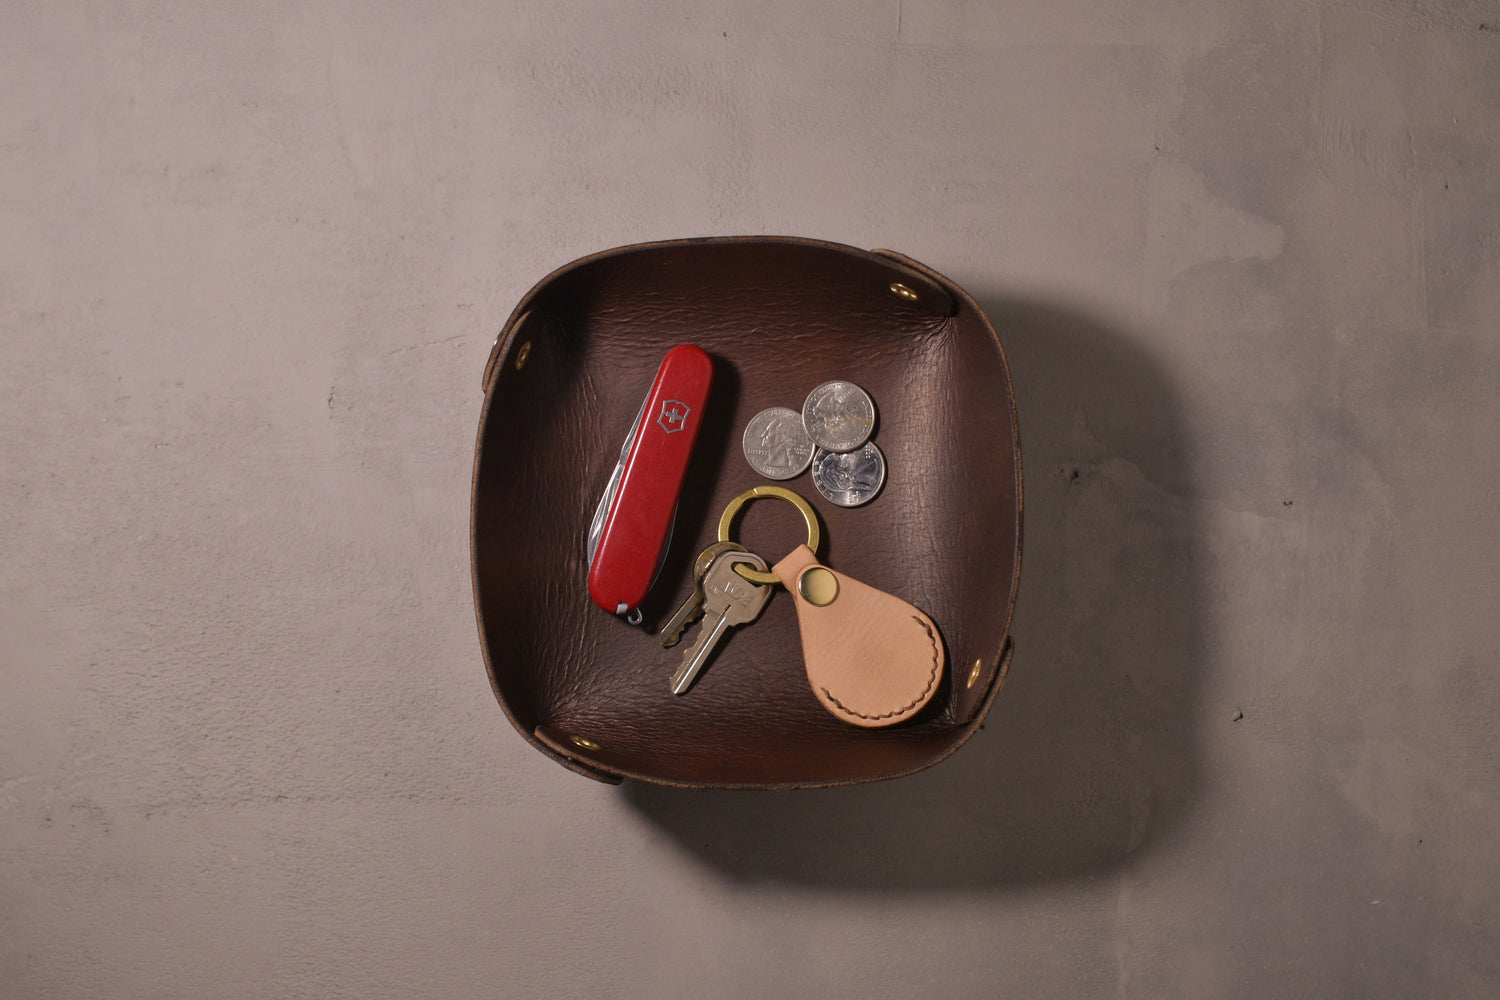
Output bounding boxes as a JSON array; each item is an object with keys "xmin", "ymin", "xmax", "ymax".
[{"xmin": 741, "ymin": 380, "xmax": 885, "ymax": 507}]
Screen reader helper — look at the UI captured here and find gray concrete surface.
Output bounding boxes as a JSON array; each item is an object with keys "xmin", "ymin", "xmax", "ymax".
[{"xmin": 3, "ymin": 2, "xmax": 1498, "ymax": 997}]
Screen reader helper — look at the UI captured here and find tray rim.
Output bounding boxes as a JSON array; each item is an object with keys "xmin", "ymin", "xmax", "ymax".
[{"xmin": 470, "ymin": 235, "xmax": 1024, "ymax": 787}]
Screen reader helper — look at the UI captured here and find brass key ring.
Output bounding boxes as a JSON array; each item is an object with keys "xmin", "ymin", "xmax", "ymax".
[{"xmin": 717, "ymin": 485, "xmax": 821, "ymax": 585}]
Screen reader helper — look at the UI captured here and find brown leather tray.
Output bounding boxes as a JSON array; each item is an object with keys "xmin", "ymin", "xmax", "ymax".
[{"xmin": 471, "ymin": 237, "xmax": 1021, "ymax": 787}]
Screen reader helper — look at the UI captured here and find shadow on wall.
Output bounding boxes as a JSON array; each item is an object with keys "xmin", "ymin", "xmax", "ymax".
[{"xmin": 624, "ymin": 298, "xmax": 1204, "ymax": 889}]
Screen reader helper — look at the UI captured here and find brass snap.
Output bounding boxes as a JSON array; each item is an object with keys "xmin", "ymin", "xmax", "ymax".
[
  {"xmin": 966, "ymin": 658, "xmax": 983, "ymax": 690},
  {"xmin": 514, "ymin": 340, "xmax": 532, "ymax": 370},
  {"xmin": 889, "ymin": 282, "xmax": 919, "ymax": 303},
  {"xmin": 797, "ymin": 566, "xmax": 839, "ymax": 606}
]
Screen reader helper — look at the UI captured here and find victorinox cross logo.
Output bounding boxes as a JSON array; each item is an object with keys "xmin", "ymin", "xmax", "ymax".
[{"xmin": 657, "ymin": 399, "xmax": 691, "ymax": 433}]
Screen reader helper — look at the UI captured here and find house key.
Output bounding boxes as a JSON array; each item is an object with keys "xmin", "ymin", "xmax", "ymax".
[
  {"xmin": 670, "ymin": 549, "xmax": 772, "ymax": 695},
  {"xmin": 659, "ymin": 540, "xmax": 746, "ymax": 648}
]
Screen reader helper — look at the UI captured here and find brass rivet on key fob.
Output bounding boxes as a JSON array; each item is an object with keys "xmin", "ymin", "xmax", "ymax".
[{"xmin": 797, "ymin": 566, "xmax": 839, "ymax": 606}]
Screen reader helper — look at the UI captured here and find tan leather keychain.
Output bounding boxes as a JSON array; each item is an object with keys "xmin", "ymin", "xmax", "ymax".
[
  {"xmin": 772, "ymin": 545, "xmax": 944, "ymax": 727},
  {"xmin": 718, "ymin": 486, "xmax": 945, "ymax": 727}
]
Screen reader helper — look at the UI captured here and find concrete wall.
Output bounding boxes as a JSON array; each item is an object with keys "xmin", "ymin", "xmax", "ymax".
[{"xmin": 3, "ymin": 2, "xmax": 1497, "ymax": 996}]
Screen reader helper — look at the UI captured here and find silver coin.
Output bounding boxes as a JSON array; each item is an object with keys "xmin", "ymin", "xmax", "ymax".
[
  {"xmin": 742, "ymin": 406, "xmax": 815, "ymax": 480},
  {"xmin": 801, "ymin": 380, "xmax": 876, "ymax": 453},
  {"xmin": 811, "ymin": 442, "xmax": 886, "ymax": 507}
]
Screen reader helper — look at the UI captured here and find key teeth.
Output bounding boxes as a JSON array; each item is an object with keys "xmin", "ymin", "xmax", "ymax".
[{"xmin": 658, "ymin": 607, "xmax": 704, "ymax": 648}]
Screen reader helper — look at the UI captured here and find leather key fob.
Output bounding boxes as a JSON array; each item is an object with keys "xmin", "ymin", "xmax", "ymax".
[{"xmin": 771, "ymin": 545, "xmax": 945, "ymax": 727}]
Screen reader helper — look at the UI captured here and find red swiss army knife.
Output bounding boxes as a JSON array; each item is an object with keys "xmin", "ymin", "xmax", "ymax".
[{"xmin": 586, "ymin": 345, "xmax": 715, "ymax": 619}]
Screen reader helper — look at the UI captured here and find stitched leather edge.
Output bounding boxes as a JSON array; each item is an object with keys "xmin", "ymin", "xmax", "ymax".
[{"xmin": 820, "ymin": 615, "xmax": 942, "ymax": 722}]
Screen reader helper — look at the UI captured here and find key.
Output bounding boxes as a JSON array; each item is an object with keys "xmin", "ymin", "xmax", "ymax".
[
  {"xmin": 670, "ymin": 550, "xmax": 773, "ymax": 695},
  {"xmin": 659, "ymin": 540, "xmax": 746, "ymax": 648}
]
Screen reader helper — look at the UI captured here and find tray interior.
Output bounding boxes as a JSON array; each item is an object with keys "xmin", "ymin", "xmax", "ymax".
[{"xmin": 473, "ymin": 239, "xmax": 1020, "ymax": 786}]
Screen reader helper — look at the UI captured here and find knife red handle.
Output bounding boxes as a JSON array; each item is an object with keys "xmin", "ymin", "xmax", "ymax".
[{"xmin": 588, "ymin": 345, "xmax": 714, "ymax": 615}]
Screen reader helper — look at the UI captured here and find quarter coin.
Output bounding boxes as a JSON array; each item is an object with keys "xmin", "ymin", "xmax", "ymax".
[
  {"xmin": 801, "ymin": 380, "xmax": 876, "ymax": 453},
  {"xmin": 742, "ymin": 406, "xmax": 815, "ymax": 480},
  {"xmin": 811, "ymin": 442, "xmax": 886, "ymax": 507}
]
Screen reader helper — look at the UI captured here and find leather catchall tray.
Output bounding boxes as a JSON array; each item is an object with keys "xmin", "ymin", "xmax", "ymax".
[{"xmin": 472, "ymin": 237, "xmax": 1021, "ymax": 787}]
